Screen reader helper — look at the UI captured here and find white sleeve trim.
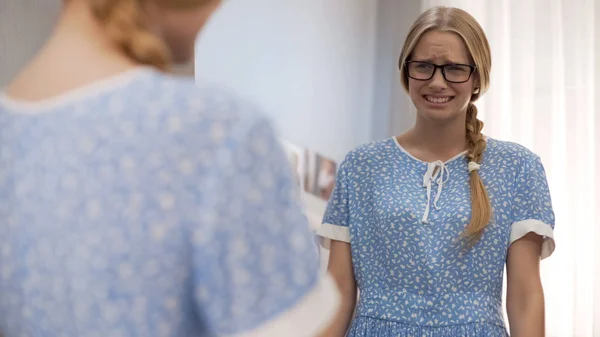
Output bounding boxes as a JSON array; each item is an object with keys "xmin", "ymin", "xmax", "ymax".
[
  {"xmin": 230, "ymin": 273, "xmax": 340, "ymax": 337},
  {"xmin": 316, "ymin": 223, "xmax": 350, "ymax": 243},
  {"xmin": 510, "ymin": 219, "xmax": 555, "ymax": 259}
]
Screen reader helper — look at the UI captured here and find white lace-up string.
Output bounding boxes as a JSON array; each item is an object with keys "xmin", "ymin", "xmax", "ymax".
[{"xmin": 422, "ymin": 160, "xmax": 450, "ymax": 223}]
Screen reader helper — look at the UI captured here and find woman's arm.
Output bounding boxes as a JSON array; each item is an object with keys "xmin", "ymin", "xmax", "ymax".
[
  {"xmin": 317, "ymin": 240, "xmax": 357, "ymax": 337},
  {"xmin": 506, "ymin": 232, "xmax": 546, "ymax": 337}
]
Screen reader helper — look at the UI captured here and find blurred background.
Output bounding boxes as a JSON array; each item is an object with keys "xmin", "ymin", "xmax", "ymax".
[{"xmin": 1, "ymin": 0, "xmax": 599, "ymax": 336}]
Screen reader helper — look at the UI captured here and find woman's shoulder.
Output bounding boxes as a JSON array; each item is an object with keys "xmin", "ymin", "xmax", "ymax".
[
  {"xmin": 134, "ymin": 72, "xmax": 277, "ymax": 158},
  {"xmin": 342, "ymin": 138, "xmax": 398, "ymax": 165},
  {"xmin": 485, "ymin": 137, "xmax": 542, "ymax": 164},
  {"xmin": 148, "ymin": 72, "xmax": 266, "ymax": 129}
]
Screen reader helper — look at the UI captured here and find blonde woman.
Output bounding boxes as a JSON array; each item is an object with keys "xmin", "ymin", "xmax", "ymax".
[
  {"xmin": 319, "ymin": 6, "xmax": 554, "ymax": 337},
  {"xmin": 0, "ymin": 1, "xmax": 340, "ymax": 336}
]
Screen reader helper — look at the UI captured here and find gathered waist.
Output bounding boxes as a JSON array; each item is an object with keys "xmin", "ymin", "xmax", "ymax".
[
  {"xmin": 347, "ymin": 316, "xmax": 508, "ymax": 337},
  {"xmin": 356, "ymin": 288, "xmax": 505, "ymax": 328}
]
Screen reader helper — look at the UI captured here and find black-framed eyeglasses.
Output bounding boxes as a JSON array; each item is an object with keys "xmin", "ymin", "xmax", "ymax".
[{"xmin": 404, "ymin": 61, "xmax": 476, "ymax": 83}]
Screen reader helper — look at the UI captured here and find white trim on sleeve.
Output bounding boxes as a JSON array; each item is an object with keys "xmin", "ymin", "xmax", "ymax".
[
  {"xmin": 510, "ymin": 219, "xmax": 555, "ymax": 259},
  {"xmin": 316, "ymin": 223, "xmax": 350, "ymax": 243},
  {"xmin": 230, "ymin": 273, "xmax": 340, "ymax": 337}
]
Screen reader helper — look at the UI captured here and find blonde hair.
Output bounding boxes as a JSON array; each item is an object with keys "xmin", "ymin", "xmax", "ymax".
[
  {"xmin": 89, "ymin": 0, "xmax": 212, "ymax": 71},
  {"xmin": 399, "ymin": 7, "xmax": 492, "ymax": 244}
]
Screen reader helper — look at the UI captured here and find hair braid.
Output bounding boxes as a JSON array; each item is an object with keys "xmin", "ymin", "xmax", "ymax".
[
  {"xmin": 463, "ymin": 102, "xmax": 492, "ymax": 244},
  {"xmin": 90, "ymin": 0, "xmax": 171, "ymax": 70}
]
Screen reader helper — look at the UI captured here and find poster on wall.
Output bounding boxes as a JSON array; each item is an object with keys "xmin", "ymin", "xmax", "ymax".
[
  {"xmin": 303, "ymin": 150, "xmax": 337, "ymax": 202},
  {"xmin": 280, "ymin": 140, "xmax": 338, "ymax": 273},
  {"xmin": 279, "ymin": 140, "xmax": 338, "ymax": 229}
]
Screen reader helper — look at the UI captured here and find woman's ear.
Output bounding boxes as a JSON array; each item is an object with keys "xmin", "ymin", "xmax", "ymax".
[{"xmin": 473, "ymin": 76, "xmax": 481, "ymax": 94}]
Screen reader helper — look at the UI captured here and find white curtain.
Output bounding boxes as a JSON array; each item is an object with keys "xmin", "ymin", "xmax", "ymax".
[{"xmin": 419, "ymin": 1, "xmax": 599, "ymax": 336}]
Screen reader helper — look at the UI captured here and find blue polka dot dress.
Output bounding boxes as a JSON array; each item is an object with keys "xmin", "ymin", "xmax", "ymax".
[
  {"xmin": 317, "ymin": 137, "xmax": 555, "ymax": 337},
  {"xmin": 0, "ymin": 68, "xmax": 339, "ymax": 337}
]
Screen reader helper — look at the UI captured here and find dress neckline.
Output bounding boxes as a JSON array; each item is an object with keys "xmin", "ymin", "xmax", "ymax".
[
  {"xmin": 0, "ymin": 66, "xmax": 156, "ymax": 114},
  {"xmin": 391, "ymin": 137, "xmax": 468, "ymax": 165}
]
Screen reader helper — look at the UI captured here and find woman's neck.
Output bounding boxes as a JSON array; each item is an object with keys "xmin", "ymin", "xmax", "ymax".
[
  {"xmin": 5, "ymin": 1, "xmax": 137, "ymax": 101},
  {"xmin": 397, "ymin": 113, "xmax": 470, "ymax": 163}
]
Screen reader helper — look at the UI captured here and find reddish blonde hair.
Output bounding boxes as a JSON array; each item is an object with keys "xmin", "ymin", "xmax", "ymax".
[{"xmin": 89, "ymin": 0, "xmax": 213, "ymax": 70}]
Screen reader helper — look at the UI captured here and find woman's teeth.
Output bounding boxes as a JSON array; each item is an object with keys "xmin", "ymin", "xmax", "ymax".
[{"xmin": 425, "ymin": 96, "xmax": 451, "ymax": 103}]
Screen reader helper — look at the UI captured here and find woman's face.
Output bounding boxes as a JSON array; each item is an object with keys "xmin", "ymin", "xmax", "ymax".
[
  {"xmin": 407, "ymin": 30, "xmax": 478, "ymax": 124},
  {"xmin": 152, "ymin": 0, "xmax": 222, "ymax": 64}
]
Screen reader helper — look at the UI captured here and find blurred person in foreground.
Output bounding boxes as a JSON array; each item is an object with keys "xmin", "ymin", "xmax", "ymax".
[{"xmin": 0, "ymin": 0, "xmax": 340, "ymax": 336}]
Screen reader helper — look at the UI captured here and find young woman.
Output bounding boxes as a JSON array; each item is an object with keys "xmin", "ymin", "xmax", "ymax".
[
  {"xmin": 0, "ymin": 1, "xmax": 340, "ymax": 336},
  {"xmin": 318, "ymin": 6, "xmax": 555, "ymax": 337}
]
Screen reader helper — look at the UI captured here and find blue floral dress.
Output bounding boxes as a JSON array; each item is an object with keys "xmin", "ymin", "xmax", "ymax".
[
  {"xmin": 0, "ymin": 68, "xmax": 338, "ymax": 337},
  {"xmin": 317, "ymin": 137, "xmax": 555, "ymax": 337}
]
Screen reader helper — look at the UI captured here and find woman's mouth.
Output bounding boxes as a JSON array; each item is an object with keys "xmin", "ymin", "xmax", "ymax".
[{"xmin": 423, "ymin": 95, "xmax": 454, "ymax": 104}]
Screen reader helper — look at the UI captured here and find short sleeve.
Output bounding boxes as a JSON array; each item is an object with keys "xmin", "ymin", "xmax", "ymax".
[
  {"xmin": 316, "ymin": 156, "xmax": 351, "ymax": 243},
  {"xmin": 510, "ymin": 153, "xmax": 556, "ymax": 259},
  {"xmin": 192, "ymin": 116, "xmax": 339, "ymax": 336}
]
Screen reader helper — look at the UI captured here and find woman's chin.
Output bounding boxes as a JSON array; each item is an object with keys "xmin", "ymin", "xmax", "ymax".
[{"xmin": 417, "ymin": 107, "xmax": 464, "ymax": 124}]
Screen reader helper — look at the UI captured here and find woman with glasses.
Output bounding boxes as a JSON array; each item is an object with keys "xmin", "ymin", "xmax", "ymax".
[
  {"xmin": 0, "ymin": 1, "xmax": 341, "ymax": 336},
  {"xmin": 318, "ymin": 6, "xmax": 555, "ymax": 337}
]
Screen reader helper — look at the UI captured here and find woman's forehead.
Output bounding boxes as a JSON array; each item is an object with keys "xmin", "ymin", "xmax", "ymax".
[{"xmin": 412, "ymin": 30, "xmax": 471, "ymax": 64}]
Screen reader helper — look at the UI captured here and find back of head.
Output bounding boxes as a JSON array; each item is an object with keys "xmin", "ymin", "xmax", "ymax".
[
  {"xmin": 86, "ymin": 0, "xmax": 219, "ymax": 71},
  {"xmin": 2, "ymin": 0, "xmax": 220, "ymax": 114},
  {"xmin": 399, "ymin": 7, "xmax": 493, "ymax": 245}
]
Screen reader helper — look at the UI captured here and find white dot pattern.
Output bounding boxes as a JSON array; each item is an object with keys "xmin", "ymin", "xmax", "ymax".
[
  {"xmin": 0, "ymin": 70, "xmax": 322, "ymax": 336},
  {"xmin": 321, "ymin": 138, "xmax": 555, "ymax": 336}
]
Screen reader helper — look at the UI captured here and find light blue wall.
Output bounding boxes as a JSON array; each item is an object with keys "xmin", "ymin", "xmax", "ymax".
[
  {"xmin": 195, "ymin": 0, "xmax": 422, "ymax": 161},
  {"xmin": 195, "ymin": 0, "xmax": 380, "ymax": 162}
]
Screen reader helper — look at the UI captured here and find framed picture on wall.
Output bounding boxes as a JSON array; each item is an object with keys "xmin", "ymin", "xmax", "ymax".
[
  {"xmin": 303, "ymin": 150, "xmax": 337, "ymax": 202},
  {"xmin": 279, "ymin": 139, "xmax": 339, "ymax": 232},
  {"xmin": 279, "ymin": 140, "xmax": 338, "ymax": 272}
]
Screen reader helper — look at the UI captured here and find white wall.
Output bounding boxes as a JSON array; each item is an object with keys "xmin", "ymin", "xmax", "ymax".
[
  {"xmin": 372, "ymin": 0, "xmax": 421, "ymax": 137},
  {"xmin": 0, "ymin": 0, "xmax": 61, "ymax": 87},
  {"xmin": 595, "ymin": 1, "xmax": 600, "ymax": 332},
  {"xmin": 195, "ymin": 0, "xmax": 379, "ymax": 162}
]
